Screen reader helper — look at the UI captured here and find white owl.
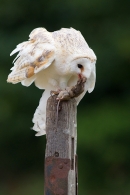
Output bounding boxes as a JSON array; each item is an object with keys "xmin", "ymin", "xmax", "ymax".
[{"xmin": 7, "ymin": 27, "xmax": 97, "ymax": 136}]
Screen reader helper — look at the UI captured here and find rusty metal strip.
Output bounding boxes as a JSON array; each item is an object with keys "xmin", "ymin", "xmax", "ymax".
[{"xmin": 44, "ymin": 157, "xmax": 70, "ymax": 195}]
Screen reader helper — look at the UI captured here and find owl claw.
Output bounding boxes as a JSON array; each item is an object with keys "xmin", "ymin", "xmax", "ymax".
[
  {"xmin": 50, "ymin": 90, "xmax": 59, "ymax": 96},
  {"xmin": 57, "ymin": 90, "xmax": 71, "ymax": 101}
]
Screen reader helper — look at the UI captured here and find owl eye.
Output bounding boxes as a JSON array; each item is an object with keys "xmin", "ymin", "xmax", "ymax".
[{"xmin": 77, "ymin": 64, "xmax": 83, "ymax": 69}]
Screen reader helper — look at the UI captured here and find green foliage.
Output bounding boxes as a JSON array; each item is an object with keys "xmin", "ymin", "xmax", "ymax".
[{"xmin": 0, "ymin": 0, "xmax": 130, "ymax": 194}]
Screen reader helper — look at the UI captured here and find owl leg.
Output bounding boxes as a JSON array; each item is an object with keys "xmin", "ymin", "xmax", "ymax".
[{"xmin": 50, "ymin": 78, "xmax": 72, "ymax": 97}]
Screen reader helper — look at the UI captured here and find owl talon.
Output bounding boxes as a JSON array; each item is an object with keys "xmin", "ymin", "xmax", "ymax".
[
  {"xmin": 50, "ymin": 90, "xmax": 59, "ymax": 96},
  {"xmin": 57, "ymin": 90, "xmax": 71, "ymax": 101}
]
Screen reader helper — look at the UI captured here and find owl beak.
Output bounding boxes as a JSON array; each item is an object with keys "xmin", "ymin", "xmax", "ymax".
[{"xmin": 78, "ymin": 74, "xmax": 87, "ymax": 83}]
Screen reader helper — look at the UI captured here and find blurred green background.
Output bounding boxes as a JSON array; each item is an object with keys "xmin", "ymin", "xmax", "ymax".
[{"xmin": 0, "ymin": 0, "xmax": 130, "ymax": 194}]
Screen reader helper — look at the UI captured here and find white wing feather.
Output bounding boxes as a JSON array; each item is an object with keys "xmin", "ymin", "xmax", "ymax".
[{"xmin": 7, "ymin": 28, "xmax": 55, "ymax": 85}]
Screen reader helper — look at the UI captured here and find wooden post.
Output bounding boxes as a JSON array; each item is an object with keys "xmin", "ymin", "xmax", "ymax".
[{"xmin": 44, "ymin": 95, "xmax": 78, "ymax": 195}]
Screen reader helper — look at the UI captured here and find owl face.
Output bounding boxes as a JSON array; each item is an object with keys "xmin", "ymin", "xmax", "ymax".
[{"xmin": 70, "ymin": 57, "xmax": 95, "ymax": 79}]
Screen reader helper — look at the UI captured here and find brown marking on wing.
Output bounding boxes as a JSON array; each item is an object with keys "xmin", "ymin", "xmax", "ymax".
[
  {"xmin": 45, "ymin": 50, "xmax": 54, "ymax": 58},
  {"xmin": 30, "ymin": 39, "xmax": 35, "ymax": 43},
  {"xmin": 26, "ymin": 50, "xmax": 54, "ymax": 78},
  {"xmin": 34, "ymin": 60, "xmax": 48, "ymax": 69},
  {"xmin": 26, "ymin": 66, "xmax": 35, "ymax": 78},
  {"xmin": 35, "ymin": 50, "xmax": 54, "ymax": 68},
  {"xmin": 7, "ymin": 76, "xmax": 24, "ymax": 83}
]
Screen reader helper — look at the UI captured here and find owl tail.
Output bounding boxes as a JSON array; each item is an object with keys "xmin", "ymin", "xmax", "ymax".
[{"xmin": 32, "ymin": 89, "xmax": 51, "ymax": 136}]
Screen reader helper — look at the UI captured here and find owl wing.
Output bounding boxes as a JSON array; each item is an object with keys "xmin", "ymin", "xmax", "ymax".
[{"xmin": 7, "ymin": 28, "xmax": 55, "ymax": 84}]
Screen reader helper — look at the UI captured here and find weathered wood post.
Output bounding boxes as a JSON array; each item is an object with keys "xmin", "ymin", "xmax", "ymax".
[{"xmin": 44, "ymin": 95, "xmax": 78, "ymax": 195}]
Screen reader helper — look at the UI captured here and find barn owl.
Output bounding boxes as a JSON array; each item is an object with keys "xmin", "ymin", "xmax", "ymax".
[{"xmin": 7, "ymin": 27, "xmax": 96, "ymax": 136}]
